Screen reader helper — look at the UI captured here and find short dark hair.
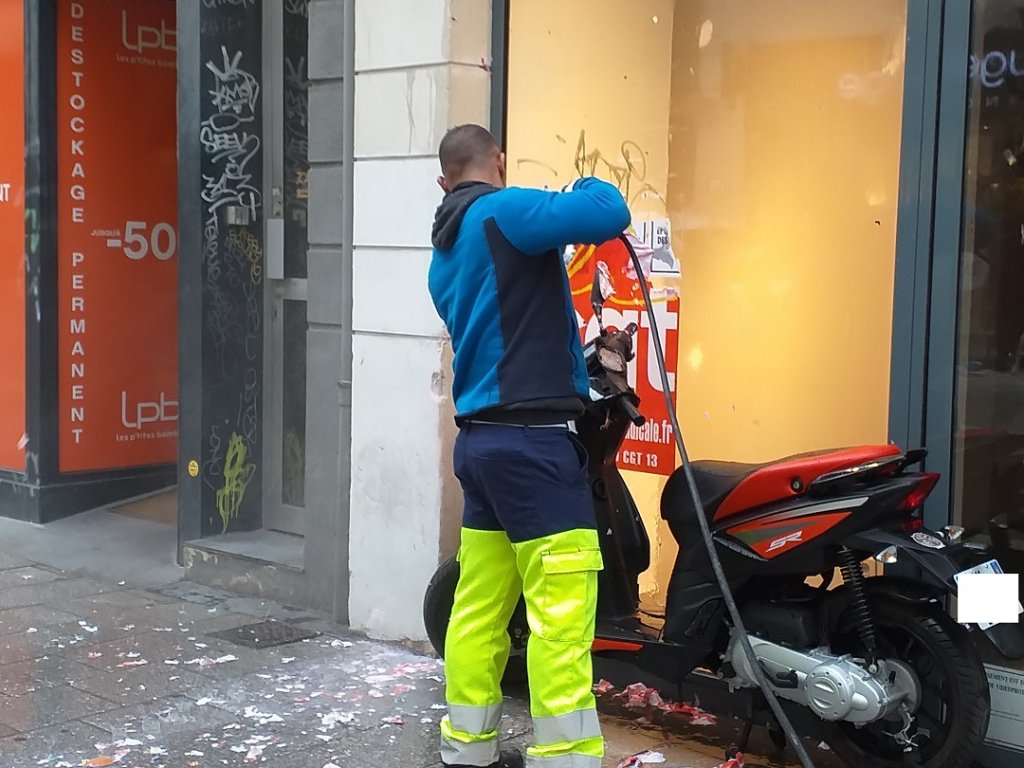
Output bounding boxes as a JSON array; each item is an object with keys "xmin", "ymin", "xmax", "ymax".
[{"xmin": 438, "ymin": 124, "xmax": 499, "ymax": 180}]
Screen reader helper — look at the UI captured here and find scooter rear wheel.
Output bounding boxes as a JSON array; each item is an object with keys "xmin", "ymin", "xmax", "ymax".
[
  {"xmin": 825, "ymin": 597, "xmax": 990, "ymax": 768},
  {"xmin": 423, "ymin": 554, "xmax": 529, "ymax": 686}
]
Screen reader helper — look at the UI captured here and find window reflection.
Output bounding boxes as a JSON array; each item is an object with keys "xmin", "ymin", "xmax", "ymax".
[{"xmin": 953, "ymin": 1, "xmax": 1024, "ymax": 623}]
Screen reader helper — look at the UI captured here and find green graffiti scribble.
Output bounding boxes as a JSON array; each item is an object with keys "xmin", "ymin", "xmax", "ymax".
[{"xmin": 216, "ymin": 432, "xmax": 255, "ymax": 533}]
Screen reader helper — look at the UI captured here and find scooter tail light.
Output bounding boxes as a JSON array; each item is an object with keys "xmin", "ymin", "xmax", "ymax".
[
  {"xmin": 901, "ymin": 517, "xmax": 924, "ymax": 533},
  {"xmin": 898, "ymin": 473, "xmax": 940, "ymax": 512}
]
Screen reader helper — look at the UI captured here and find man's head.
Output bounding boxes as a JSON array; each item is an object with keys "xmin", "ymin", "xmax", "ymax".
[{"xmin": 437, "ymin": 124, "xmax": 505, "ymax": 194}]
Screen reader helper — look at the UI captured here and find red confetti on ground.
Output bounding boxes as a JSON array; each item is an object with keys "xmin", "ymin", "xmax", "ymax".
[
  {"xmin": 615, "ymin": 751, "xmax": 665, "ymax": 768},
  {"xmin": 609, "ymin": 682, "xmax": 717, "ymax": 726},
  {"xmin": 714, "ymin": 753, "xmax": 744, "ymax": 768}
]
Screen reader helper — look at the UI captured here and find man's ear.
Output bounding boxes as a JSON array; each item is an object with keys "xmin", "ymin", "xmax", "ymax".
[
  {"xmin": 437, "ymin": 175, "xmax": 449, "ymax": 194},
  {"xmin": 497, "ymin": 152, "xmax": 507, "ymax": 184}
]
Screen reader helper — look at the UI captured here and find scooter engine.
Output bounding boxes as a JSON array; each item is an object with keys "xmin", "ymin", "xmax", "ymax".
[{"xmin": 722, "ymin": 633, "xmax": 920, "ymax": 725}]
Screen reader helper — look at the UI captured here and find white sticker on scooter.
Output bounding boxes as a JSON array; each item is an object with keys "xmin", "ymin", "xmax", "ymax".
[
  {"xmin": 767, "ymin": 530, "xmax": 804, "ymax": 552},
  {"xmin": 954, "ymin": 559, "xmax": 1024, "ymax": 630},
  {"xmin": 911, "ymin": 532, "xmax": 946, "ymax": 549}
]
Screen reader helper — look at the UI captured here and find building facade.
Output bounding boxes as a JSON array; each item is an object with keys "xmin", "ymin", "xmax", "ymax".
[{"xmin": 1, "ymin": 0, "xmax": 1023, "ymax": 763}]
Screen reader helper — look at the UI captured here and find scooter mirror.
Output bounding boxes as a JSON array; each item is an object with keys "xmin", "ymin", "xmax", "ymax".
[
  {"xmin": 597, "ymin": 346, "xmax": 626, "ymax": 373},
  {"xmin": 590, "ymin": 268, "xmax": 605, "ymax": 307}
]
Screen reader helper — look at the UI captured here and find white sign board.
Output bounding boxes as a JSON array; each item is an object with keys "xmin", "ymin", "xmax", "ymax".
[{"xmin": 985, "ymin": 664, "xmax": 1024, "ymax": 752}]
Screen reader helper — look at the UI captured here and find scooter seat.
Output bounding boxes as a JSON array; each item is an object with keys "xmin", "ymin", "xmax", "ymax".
[
  {"xmin": 660, "ymin": 460, "xmax": 766, "ymax": 523},
  {"xmin": 661, "ymin": 445, "xmax": 903, "ymax": 524}
]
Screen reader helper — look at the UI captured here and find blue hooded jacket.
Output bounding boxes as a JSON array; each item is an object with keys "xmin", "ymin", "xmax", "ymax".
[{"xmin": 428, "ymin": 178, "xmax": 631, "ymax": 421}]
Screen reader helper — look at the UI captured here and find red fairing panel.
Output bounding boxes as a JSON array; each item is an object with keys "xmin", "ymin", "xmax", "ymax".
[
  {"xmin": 726, "ymin": 511, "xmax": 852, "ymax": 558},
  {"xmin": 713, "ymin": 445, "xmax": 902, "ymax": 521}
]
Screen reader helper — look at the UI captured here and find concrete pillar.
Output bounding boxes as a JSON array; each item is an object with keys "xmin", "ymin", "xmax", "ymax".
[
  {"xmin": 347, "ymin": 0, "xmax": 492, "ymax": 640},
  {"xmin": 306, "ymin": 0, "xmax": 355, "ymax": 619}
]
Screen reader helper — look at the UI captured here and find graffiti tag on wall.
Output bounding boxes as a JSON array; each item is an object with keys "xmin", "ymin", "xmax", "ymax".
[{"xmin": 198, "ymin": 1, "xmax": 264, "ymax": 536}]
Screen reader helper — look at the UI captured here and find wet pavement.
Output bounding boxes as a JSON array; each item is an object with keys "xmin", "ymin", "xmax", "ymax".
[{"xmin": 0, "ymin": 550, "xmax": 839, "ymax": 768}]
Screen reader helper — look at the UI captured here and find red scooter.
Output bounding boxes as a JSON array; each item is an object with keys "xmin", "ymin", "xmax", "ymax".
[{"xmin": 424, "ymin": 237, "xmax": 1024, "ymax": 768}]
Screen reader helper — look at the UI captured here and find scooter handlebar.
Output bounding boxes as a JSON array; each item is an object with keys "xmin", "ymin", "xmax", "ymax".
[{"xmin": 620, "ymin": 396, "xmax": 645, "ymax": 426}]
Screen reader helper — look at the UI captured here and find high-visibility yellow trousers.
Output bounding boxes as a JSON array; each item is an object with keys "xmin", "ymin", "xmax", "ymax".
[{"xmin": 441, "ymin": 526, "xmax": 604, "ymax": 768}]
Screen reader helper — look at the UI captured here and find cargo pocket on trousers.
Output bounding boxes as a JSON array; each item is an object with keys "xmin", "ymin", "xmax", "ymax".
[{"xmin": 536, "ymin": 548, "xmax": 604, "ymax": 642}]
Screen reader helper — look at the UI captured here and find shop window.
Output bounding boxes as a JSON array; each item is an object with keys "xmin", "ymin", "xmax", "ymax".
[
  {"xmin": 506, "ymin": 0, "xmax": 908, "ymax": 603},
  {"xmin": 0, "ymin": 0, "xmax": 25, "ymax": 472},
  {"xmin": 55, "ymin": 0, "xmax": 179, "ymax": 472},
  {"xmin": 952, "ymin": 0, "xmax": 1024, "ymax": 731}
]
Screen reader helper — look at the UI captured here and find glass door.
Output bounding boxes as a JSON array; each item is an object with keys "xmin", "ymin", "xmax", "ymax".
[
  {"xmin": 263, "ymin": 0, "xmax": 310, "ymax": 535},
  {"xmin": 916, "ymin": 0, "xmax": 1024, "ymax": 760},
  {"xmin": 949, "ymin": 0, "xmax": 1024, "ymax": 756},
  {"xmin": 952, "ymin": 0, "xmax": 1024, "ymax": 578}
]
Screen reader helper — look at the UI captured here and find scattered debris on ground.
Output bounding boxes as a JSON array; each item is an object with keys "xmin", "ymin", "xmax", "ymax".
[
  {"xmin": 595, "ymin": 679, "xmax": 718, "ymax": 727},
  {"xmin": 0, "ymin": 562, "xmax": 836, "ymax": 768},
  {"xmin": 617, "ymin": 748, "xmax": 744, "ymax": 768}
]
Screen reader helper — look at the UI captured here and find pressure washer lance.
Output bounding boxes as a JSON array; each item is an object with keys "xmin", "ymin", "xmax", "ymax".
[{"xmin": 629, "ymin": 247, "xmax": 817, "ymax": 768}]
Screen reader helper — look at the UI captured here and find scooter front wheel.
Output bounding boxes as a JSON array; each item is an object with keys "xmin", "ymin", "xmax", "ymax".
[{"xmin": 422, "ymin": 554, "xmax": 529, "ymax": 686}]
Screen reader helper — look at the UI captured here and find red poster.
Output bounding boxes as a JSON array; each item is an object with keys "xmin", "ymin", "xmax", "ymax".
[
  {"xmin": 567, "ymin": 236, "xmax": 680, "ymax": 476},
  {"xmin": 57, "ymin": 0, "xmax": 179, "ymax": 471},
  {"xmin": 0, "ymin": 0, "xmax": 26, "ymax": 471}
]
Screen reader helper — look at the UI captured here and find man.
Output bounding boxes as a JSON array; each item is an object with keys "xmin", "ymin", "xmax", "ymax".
[{"xmin": 428, "ymin": 124, "xmax": 631, "ymax": 768}]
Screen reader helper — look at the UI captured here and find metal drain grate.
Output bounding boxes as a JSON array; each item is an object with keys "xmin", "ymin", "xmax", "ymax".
[{"xmin": 208, "ymin": 620, "xmax": 321, "ymax": 649}]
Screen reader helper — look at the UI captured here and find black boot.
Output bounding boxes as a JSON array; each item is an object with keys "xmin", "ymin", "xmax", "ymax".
[{"xmin": 445, "ymin": 748, "xmax": 524, "ymax": 768}]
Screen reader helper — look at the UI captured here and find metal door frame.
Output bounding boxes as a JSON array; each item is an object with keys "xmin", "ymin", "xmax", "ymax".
[
  {"xmin": 888, "ymin": 0, "xmax": 946, "ymax": 453},
  {"xmin": 262, "ymin": 0, "xmax": 307, "ymax": 536},
  {"xmin": 921, "ymin": 0, "xmax": 973, "ymax": 531},
  {"xmin": 887, "ymin": 0, "xmax": 972, "ymax": 525}
]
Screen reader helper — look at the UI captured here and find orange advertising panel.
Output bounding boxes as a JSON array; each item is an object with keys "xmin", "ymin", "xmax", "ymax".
[
  {"xmin": 57, "ymin": 0, "xmax": 178, "ymax": 471},
  {"xmin": 566, "ymin": 236, "xmax": 681, "ymax": 476},
  {"xmin": 0, "ymin": 0, "xmax": 26, "ymax": 472}
]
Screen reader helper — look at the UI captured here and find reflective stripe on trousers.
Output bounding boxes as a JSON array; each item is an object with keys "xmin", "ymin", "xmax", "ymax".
[
  {"xmin": 526, "ymin": 710, "xmax": 603, "ymax": 768},
  {"xmin": 526, "ymin": 754, "xmax": 603, "ymax": 768},
  {"xmin": 441, "ymin": 527, "xmax": 604, "ymax": 766},
  {"xmin": 439, "ymin": 703, "xmax": 504, "ymax": 766},
  {"xmin": 532, "ymin": 709, "xmax": 601, "ymax": 747}
]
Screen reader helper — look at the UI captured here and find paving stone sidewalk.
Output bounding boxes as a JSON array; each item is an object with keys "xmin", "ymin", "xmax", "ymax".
[{"xmin": 0, "ymin": 550, "xmax": 834, "ymax": 768}]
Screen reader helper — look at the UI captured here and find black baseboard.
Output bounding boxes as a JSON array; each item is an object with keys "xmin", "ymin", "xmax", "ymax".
[
  {"xmin": 0, "ymin": 479, "xmax": 39, "ymax": 522},
  {"xmin": 0, "ymin": 466, "xmax": 177, "ymax": 524}
]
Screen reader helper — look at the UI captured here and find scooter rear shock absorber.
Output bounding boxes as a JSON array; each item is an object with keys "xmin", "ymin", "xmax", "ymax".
[{"xmin": 838, "ymin": 546, "xmax": 879, "ymax": 664}]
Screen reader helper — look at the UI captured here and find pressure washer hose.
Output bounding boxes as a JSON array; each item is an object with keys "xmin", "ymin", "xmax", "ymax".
[{"xmin": 629, "ymin": 248, "xmax": 817, "ymax": 768}]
